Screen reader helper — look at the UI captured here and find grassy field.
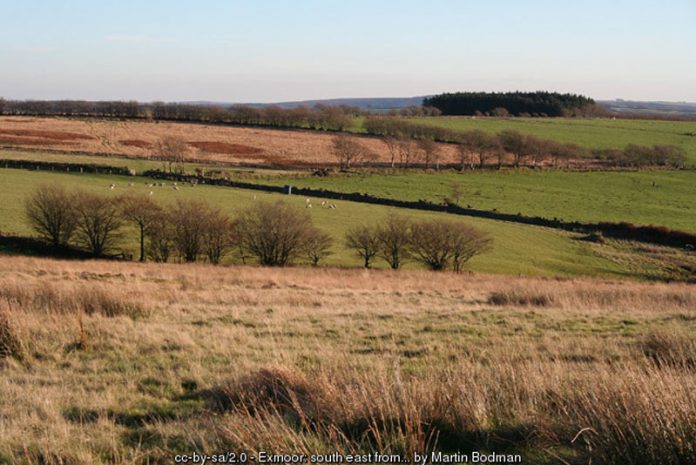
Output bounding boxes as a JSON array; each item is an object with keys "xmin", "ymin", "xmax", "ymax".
[
  {"xmin": 0, "ymin": 149, "xmax": 300, "ymax": 179},
  {"xmin": 1, "ymin": 257, "xmax": 694, "ymax": 464},
  {"xmin": 405, "ymin": 116, "xmax": 696, "ymax": 163},
  {"xmin": 257, "ymin": 169, "xmax": 696, "ymax": 233},
  {"xmin": 0, "ymin": 167, "xmax": 636, "ymax": 278}
]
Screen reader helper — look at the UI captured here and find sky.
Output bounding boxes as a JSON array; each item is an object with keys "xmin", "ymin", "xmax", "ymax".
[{"xmin": 1, "ymin": 0, "xmax": 695, "ymax": 103}]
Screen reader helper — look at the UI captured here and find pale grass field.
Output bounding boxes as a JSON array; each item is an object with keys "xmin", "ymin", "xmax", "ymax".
[
  {"xmin": 0, "ymin": 117, "xmax": 459, "ymax": 166},
  {"xmin": 0, "ymin": 256, "xmax": 695, "ymax": 464}
]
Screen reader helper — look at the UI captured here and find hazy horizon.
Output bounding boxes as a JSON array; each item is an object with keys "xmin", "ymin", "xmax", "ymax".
[{"xmin": 1, "ymin": 0, "xmax": 695, "ymax": 103}]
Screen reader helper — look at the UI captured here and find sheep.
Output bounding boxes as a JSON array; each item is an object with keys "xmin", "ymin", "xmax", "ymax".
[
  {"xmin": 173, "ymin": 186, "xmax": 179, "ymax": 191},
  {"xmin": 330, "ymin": 203, "xmax": 337, "ymax": 209},
  {"xmin": 306, "ymin": 204, "xmax": 312, "ymax": 208},
  {"xmin": 306, "ymin": 198, "xmax": 311, "ymax": 203},
  {"xmin": 109, "ymin": 184, "xmax": 115, "ymax": 190},
  {"xmin": 149, "ymin": 191, "xmax": 154, "ymax": 196}
]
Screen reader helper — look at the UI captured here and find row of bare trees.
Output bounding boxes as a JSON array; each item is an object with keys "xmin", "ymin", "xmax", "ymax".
[
  {"xmin": 345, "ymin": 214, "xmax": 491, "ymax": 272},
  {"xmin": 360, "ymin": 117, "xmax": 687, "ymax": 169},
  {"xmin": 25, "ymin": 186, "xmax": 332, "ymax": 266},
  {"xmin": 24, "ymin": 186, "xmax": 491, "ymax": 271},
  {"xmin": 0, "ymin": 99, "xmax": 361, "ymax": 132}
]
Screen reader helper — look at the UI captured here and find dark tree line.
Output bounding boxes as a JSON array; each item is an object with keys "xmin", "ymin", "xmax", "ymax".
[
  {"xmin": 0, "ymin": 99, "xmax": 361, "ymax": 132},
  {"xmin": 423, "ymin": 92, "xmax": 600, "ymax": 117}
]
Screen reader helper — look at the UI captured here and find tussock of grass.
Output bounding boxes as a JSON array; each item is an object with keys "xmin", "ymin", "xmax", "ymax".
[
  {"xmin": 0, "ymin": 307, "xmax": 24, "ymax": 360},
  {"xmin": 488, "ymin": 290, "xmax": 554, "ymax": 307},
  {"xmin": 640, "ymin": 331, "xmax": 696, "ymax": 370},
  {"xmin": 0, "ymin": 280, "xmax": 149, "ymax": 318}
]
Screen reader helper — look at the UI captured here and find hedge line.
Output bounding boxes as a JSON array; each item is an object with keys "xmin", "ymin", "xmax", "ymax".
[{"xmin": 143, "ymin": 170, "xmax": 696, "ymax": 250}]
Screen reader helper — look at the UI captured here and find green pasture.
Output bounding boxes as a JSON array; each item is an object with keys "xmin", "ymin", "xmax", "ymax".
[
  {"xmin": 405, "ymin": 116, "xmax": 696, "ymax": 163},
  {"xmin": 0, "ymin": 167, "xmax": 630, "ymax": 278},
  {"xmin": 257, "ymin": 169, "xmax": 696, "ymax": 233}
]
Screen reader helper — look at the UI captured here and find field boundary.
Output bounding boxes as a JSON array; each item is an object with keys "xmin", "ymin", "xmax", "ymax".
[
  {"xmin": 144, "ymin": 170, "xmax": 696, "ymax": 250},
  {"xmin": 0, "ymin": 158, "xmax": 134, "ymax": 176},
  {"xmin": 2, "ymin": 160, "xmax": 694, "ymax": 250}
]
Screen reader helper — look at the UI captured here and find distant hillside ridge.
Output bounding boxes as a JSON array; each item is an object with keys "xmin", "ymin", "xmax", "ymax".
[{"xmin": 424, "ymin": 91, "xmax": 599, "ymax": 117}]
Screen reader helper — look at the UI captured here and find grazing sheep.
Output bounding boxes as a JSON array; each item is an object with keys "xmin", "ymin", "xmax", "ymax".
[
  {"xmin": 149, "ymin": 191, "xmax": 154, "ymax": 196},
  {"xmin": 321, "ymin": 201, "xmax": 326, "ymax": 206},
  {"xmin": 109, "ymin": 184, "xmax": 115, "ymax": 190},
  {"xmin": 306, "ymin": 198, "xmax": 311, "ymax": 203},
  {"xmin": 330, "ymin": 203, "xmax": 337, "ymax": 209},
  {"xmin": 306, "ymin": 204, "xmax": 312, "ymax": 208},
  {"xmin": 173, "ymin": 186, "xmax": 179, "ymax": 191}
]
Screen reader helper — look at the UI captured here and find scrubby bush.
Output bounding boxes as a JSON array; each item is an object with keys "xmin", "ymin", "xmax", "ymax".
[
  {"xmin": 235, "ymin": 201, "xmax": 324, "ymax": 266},
  {"xmin": 376, "ymin": 214, "xmax": 411, "ymax": 269},
  {"xmin": 73, "ymin": 191, "xmax": 125, "ymax": 256},
  {"xmin": 410, "ymin": 220, "xmax": 491, "ymax": 271},
  {"xmin": 24, "ymin": 184, "xmax": 77, "ymax": 248},
  {"xmin": 345, "ymin": 225, "xmax": 380, "ymax": 269}
]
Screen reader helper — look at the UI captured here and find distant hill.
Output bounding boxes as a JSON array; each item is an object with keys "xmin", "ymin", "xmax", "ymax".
[
  {"xmin": 185, "ymin": 96, "xmax": 428, "ymax": 112},
  {"xmin": 599, "ymin": 100, "xmax": 696, "ymax": 119}
]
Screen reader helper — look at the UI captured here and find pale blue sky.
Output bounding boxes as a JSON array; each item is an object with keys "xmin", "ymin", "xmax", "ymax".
[{"xmin": 1, "ymin": 0, "xmax": 694, "ymax": 102}]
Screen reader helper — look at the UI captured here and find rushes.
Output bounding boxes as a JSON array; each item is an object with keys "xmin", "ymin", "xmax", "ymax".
[
  {"xmin": 0, "ymin": 280, "xmax": 149, "ymax": 318},
  {"xmin": 0, "ymin": 305, "xmax": 24, "ymax": 360}
]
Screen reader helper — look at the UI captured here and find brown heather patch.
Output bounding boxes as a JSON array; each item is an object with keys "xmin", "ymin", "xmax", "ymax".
[
  {"xmin": 0, "ymin": 135, "xmax": 77, "ymax": 146},
  {"xmin": 188, "ymin": 141, "xmax": 263, "ymax": 155},
  {"xmin": 0, "ymin": 128, "xmax": 94, "ymax": 141},
  {"xmin": 0, "ymin": 256, "xmax": 694, "ymax": 463},
  {"xmin": 0, "ymin": 116, "xmax": 459, "ymax": 166},
  {"xmin": 118, "ymin": 139, "xmax": 152, "ymax": 149}
]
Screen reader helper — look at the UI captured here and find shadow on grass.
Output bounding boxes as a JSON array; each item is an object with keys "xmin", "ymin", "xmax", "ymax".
[{"xmin": 0, "ymin": 235, "xmax": 93, "ymax": 259}]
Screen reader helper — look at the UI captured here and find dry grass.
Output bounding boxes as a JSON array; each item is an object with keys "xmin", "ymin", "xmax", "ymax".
[
  {"xmin": 0, "ymin": 256, "xmax": 694, "ymax": 464},
  {"xmin": 0, "ymin": 116, "xmax": 459, "ymax": 167}
]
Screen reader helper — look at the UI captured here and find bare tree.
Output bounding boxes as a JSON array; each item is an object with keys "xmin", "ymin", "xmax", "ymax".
[
  {"xmin": 397, "ymin": 138, "xmax": 415, "ymax": 168},
  {"xmin": 450, "ymin": 224, "xmax": 492, "ymax": 272},
  {"xmin": 383, "ymin": 136, "xmax": 400, "ymax": 168},
  {"xmin": 145, "ymin": 211, "xmax": 174, "ymax": 263},
  {"xmin": 345, "ymin": 225, "xmax": 380, "ymax": 268},
  {"xmin": 119, "ymin": 193, "xmax": 161, "ymax": 261},
  {"xmin": 201, "ymin": 207, "xmax": 235, "ymax": 265},
  {"xmin": 445, "ymin": 182, "xmax": 464, "ymax": 206},
  {"xmin": 377, "ymin": 214, "xmax": 411, "ymax": 269},
  {"xmin": 499, "ymin": 130, "xmax": 529, "ymax": 167},
  {"xmin": 25, "ymin": 184, "xmax": 77, "ymax": 247},
  {"xmin": 417, "ymin": 138, "xmax": 441, "ymax": 170},
  {"xmin": 458, "ymin": 130, "xmax": 500, "ymax": 169},
  {"xmin": 170, "ymin": 199, "xmax": 209, "ymax": 262},
  {"xmin": 73, "ymin": 191, "xmax": 125, "ymax": 256},
  {"xmin": 304, "ymin": 228, "xmax": 333, "ymax": 266},
  {"xmin": 154, "ymin": 136, "xmax": 188, "ymax": 173},
  {"xmin": 236, "ymin": 201, "xmax": 314, "ymax": 266},
  {"xmin": 410, "ymin": 220, "xmax": 490, "ymax": 271},
  {"xmin": 332, "ymin": 134, "xmax": 366, "ymax": 170}
]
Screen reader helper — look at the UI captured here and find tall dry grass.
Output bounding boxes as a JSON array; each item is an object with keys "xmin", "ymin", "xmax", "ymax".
[{"xmin": 0, "ymin": 255, "xmax": 694, "ymax": 464}]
